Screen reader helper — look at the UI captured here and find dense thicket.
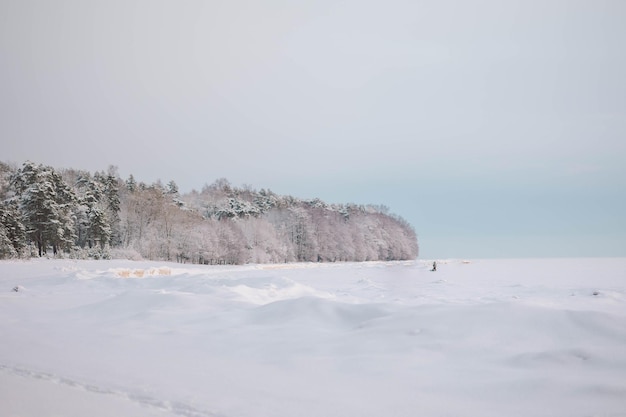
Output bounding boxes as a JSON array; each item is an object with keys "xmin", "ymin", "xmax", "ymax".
[{"xmin": 0, "ymin": 161, "xmax": 418, "ymax": 263}]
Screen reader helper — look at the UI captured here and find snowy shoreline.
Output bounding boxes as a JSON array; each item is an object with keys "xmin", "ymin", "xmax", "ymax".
[{"xmin": 2, "ymin": 258, "xmax": 626, "ymax": 417}]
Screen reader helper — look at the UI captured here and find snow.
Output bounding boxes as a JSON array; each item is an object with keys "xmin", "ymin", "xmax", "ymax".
[{"xmin": 1, "ymin": 258, "xmax": 626, "ymax": 417}]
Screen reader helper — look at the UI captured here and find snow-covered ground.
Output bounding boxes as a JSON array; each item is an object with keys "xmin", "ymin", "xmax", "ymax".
[{"xmin": 1, "ymin": 258, "xmax": 625, "ymax": 417}]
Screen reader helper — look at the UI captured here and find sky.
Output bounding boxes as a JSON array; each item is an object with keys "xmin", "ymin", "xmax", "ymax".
[{"xmin": 1, "ymin": 0, "xmax": 625, "ymax": 259}]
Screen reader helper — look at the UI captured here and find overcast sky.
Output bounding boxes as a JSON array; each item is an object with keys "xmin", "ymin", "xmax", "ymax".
[{"xmin": 2, "ymin": 0, "xmax": 625, "ymax": 258}]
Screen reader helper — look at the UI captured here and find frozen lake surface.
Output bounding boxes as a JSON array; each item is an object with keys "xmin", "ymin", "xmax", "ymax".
[{"xmin": 1, "ymin": 258, "xmax": 625, "ymax": 417}]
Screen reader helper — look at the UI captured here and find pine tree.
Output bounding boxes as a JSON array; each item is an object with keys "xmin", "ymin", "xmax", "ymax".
[
  {"xmin": 167, "ymin": 180, "xmax": 179, "ymax": 195},
  {"xmin": 87, "ymin": 207, "xmax": 111, "ymax": 249},
  {"xmin": 11, "ymin": 162, "xmax": 77, "ymax": 256},
  {"xmin": 126, "ymin": 174, "xmax": 137, "ymax": 192},
  {"xmin": 103, "ymin": 172, "xmax": 121, "ymax": 246},
  {"xmin": 0, "ymin": 201, "xmax": 26, "ymax": 258}
]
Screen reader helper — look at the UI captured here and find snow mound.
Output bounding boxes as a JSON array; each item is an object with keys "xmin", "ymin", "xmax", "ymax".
[
  {"xmin": 227, "ymin": 278, "xmax": 333, "ymax": 305},
  {"xmin": 248, "ymin": 297, "xmax": 389, "ymax": 328},
  {"xmin": 111, "ymin": 267, "xmax": 172, "ymax": 278}
]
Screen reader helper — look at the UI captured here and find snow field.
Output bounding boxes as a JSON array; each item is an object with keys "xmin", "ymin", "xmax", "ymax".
[{"xmin": 1, "ymin": 258, "xmax": 625, "ymax": 417}]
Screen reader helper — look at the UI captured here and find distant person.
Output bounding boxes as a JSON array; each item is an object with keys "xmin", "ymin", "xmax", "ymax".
[{"xmin": 431, "ymin": 261, "xmax": 437, "ymax": 272}]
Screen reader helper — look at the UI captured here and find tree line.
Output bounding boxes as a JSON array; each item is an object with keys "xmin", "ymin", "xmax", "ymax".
[{"xmin": 0, "ymin": 161, "xmax": 418, "ymax": 263}]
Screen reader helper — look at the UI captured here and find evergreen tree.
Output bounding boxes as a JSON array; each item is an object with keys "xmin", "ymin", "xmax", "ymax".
[
  {"xmin": 87, "ymin": 206, "xmax": 111, "ymax": 249},
  {"xmin": 0, "ymin": 200, "xmax": 26, "ymax": 257},
  {"xmin": 0, "ymin": 223, "xmax": 15, "ymax": 258},
  {"xmin": 71, "ymin": 169, "xmax": 120, "ymax": 251},
  {"xmin": 126, "ymin": 174, "xmax": 137, "ymax": 192},
  {"xmin": 11, "ymin": 162, "xmax": 77, "ymax": 256},
  {"xmin": 103, "ymin": 172, "xmax": 121, "ymax": 246},
  {"xmin": 0, "ymin": 161, "xmax": 14, "ymax": 201},
  {"xmin": 0, "ymin": 201, "xmax": 25, "ymax": 258},
  {"xmin": 167, "ymin": 180, "xmax": 179, "ymax": 195}
]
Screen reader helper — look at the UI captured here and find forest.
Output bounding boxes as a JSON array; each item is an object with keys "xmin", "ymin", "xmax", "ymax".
[{"xmin": 0, "ymin": 161, "xmax": 418, "ymax": 264}]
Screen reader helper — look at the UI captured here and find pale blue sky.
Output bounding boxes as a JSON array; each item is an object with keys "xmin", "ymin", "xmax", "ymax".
[{"xmin": 2, "ymin": 0, "xmax": 625, "ymax": 258}]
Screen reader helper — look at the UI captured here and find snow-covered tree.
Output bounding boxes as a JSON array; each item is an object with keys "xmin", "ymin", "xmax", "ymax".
[
  {"xmin": 126, "ymin": 174, "xmax": 137, "ymax": 192},
  {"xmin": 167, "ymin": 180, "xmax": 179, "ymax": 195},
  {"xmin": 11, "ymin": 162, "xmax": 77, "ymax": 256},
  {"xmin": 2, "ymin": 160, "xmax": 419, "ymax": 263},
  {"xmin": 0, "ymin": 201, "xmax": 25, "ymax": 258},
  {"xmin": 101, "ymin": 167, "xmax": 121, "ymax": 246}
]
